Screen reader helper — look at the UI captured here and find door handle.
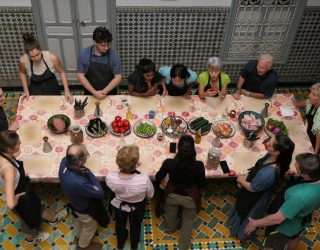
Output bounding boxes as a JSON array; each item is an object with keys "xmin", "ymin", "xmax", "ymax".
[{"xmin": 80, "ymin": 20, "xmax": 86, "ymax": 26}]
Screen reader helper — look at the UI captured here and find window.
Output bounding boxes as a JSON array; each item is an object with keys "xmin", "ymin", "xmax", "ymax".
[{"xmin": 221, "ymin": 0, "xmax": 307, "ymax": 64}]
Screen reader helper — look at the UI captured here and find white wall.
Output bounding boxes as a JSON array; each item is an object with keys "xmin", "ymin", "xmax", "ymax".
[
  {"xmin": 116, "ymin": 0, "xmax": 232, "ymax": 7},
  {"xmin": 0, "ymin": 0, "xmax": 31, "ymax": 6},
  {"xmin": 0, "ymin": 0, "xmax": 319, "ymax": 8}
]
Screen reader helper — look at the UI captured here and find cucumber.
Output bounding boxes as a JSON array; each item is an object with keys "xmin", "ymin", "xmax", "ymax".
[
  {"xmin": 193, "ymin": 120, "xmax": 209, "ymax": 131},
  {"xmin": 201, "ymin": 123, "xmax": 212, "ymax": 134},
  {"xmin": 189, "ymin": 117, "xmax": 204, "ymax": 128}
]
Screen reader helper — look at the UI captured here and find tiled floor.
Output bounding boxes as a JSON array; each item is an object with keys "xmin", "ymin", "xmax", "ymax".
[
  {"xmin": 1, "ymin": 181, "xmax": 319, "ymax": 250},
  {"xmin": 0, "ymin": 90, "xmax": 318, "ymax": 250}
]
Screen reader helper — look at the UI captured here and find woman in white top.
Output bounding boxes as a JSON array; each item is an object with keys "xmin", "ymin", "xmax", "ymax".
[
  {"xmin": 105, "ymin": 145, "xmax": 154, "ymax": 250},
  {"xmin": 0, "ymin": 130, "xmax": 67, "ymax": 243},
  {"xmin": 19, "ymin": 33, "xmax": 73, "ymax": 103}
]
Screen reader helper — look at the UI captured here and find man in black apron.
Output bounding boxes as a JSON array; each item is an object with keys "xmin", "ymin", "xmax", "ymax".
[
  {"xmin": 233, "ymin": 54, "xmax": 278, "ymax": 100},
  {"xmin": 77, "ymin": 26, "xmax": 122, "ymax": 100},
  {"xmin": 59, "ymin": 144, "xmax": 109, "ymax": 250}
]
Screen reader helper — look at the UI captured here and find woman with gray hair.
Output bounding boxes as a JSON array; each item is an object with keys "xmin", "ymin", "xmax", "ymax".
[
  {"xmin": 293, "ymin": 83, "xmax": 320, "ymax": 154},
  {"xmin": 197, "ymin": 56, "xmax": 230, "ymax": 99}
]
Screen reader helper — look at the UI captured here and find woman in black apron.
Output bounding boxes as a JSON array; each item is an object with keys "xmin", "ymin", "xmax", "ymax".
[
  {"xmin": 19, "ymin": 33, "xmax": 73, "ymax": 103},
  {"xmin": 229, "ymin": 135, "xmax": 295, "ymax": 240},
  {"xmin": 197, "ymin": 57, "xmax": 230, "ymax": 99},
  {"xmin": 161, "ymin": 64, "xmax": 195, "ymax": 98},
  {"xmin": 292, "ymin": 83, "xmax": 320, "ymax": 154},
  {"xmin": 105, "ymin": 145, "xmax": 154, "ymax": 250},
  {"xmin": 0, "ymin": 130, "xmax": 67, "ymax": 243},
  {"xmin": 127, "ymin": 58, "xmax": 161, "ymax": 97}
]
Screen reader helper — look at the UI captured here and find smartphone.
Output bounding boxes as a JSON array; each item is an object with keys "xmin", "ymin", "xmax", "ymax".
[
  {"xmin": 220, "ymin": 160, "xmax": 230, "ymax": 174},
  {"xmin": 169, "ymin": 142, "xmax": 177, "ymax": 153}
]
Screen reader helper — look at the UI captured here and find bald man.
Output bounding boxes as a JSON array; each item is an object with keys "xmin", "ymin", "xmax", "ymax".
[
  {"xmin": 233, "ymin": 54, "xmax": 278, "ymax": 100},
  {"xmin": 59, "ymin": 144, "xmax": 109, "ymax": 250}
]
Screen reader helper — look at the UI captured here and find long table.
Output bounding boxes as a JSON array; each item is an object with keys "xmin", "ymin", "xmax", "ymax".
[{"xmin": 16, "ymin": 94, "xmax": 313, "ymax": 182}]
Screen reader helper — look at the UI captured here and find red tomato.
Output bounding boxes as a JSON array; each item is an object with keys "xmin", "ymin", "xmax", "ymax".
[
  {"xmin": 125, "ymin": 125, "xmax": 130, "ymax": 131},
  {"xmin": 111, "ymin": 121, "xmax": 118, "ymax": 129},
  {"xmin": 266, "ymin": 124, "xmax": 273, "ymax": 131},
  {"xmin": 122, "ymin": 119, "xmax": 130, "ymax": 127},
  {"xmin": 120, "ymin": 127, "xmax": 127, "ymax": 134},
  {"xmin": 113, "ymin": 127, "xmax": 120, "ymax": 134},
  {"xmin": 115, "ymin": 116, "xmax": 122, "ymax": 122},
  {"xmin": 117, "ymin": 121, "xmax": 123, "ymax": 128}
]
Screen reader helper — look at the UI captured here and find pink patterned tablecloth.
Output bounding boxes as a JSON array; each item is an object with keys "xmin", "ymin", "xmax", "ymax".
[{"xmin": 16, "ymin": 94, "xmax": 313, "ymax": 182}]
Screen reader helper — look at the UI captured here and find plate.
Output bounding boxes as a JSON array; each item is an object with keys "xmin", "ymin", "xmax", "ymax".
[
  {"xmin": 133, "ymin": 120, "xmax": 157, "ymax": 138},
  {"xmin": 47, "ymin": 114, "xmax": 71, "ymax": 134},
  {"xmin": 238, "ymin": 110, "xmax": 265, "ymax": 133},
  {"xmin": 109, "ymin": 126, "xmax": 131, "ymax": 137},
  {"xmin": 85, "ymin": 121, "xmax": 108, "ymax": 138},
  {"xmin": 212, "ymin": 119, "xmax": 236, "ymax": 138},
  {"xmin": 161, "ymin": 116, "xmax": 188, "ymax": 138},
  {"xmin": 188, "ymin": 117, "xmax": 212, "ymax": 135}
]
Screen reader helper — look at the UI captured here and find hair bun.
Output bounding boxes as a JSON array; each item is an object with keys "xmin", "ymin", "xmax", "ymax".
[{"xmin": 22, "ymin": 33, "xmax": 36, "ymax": 42}]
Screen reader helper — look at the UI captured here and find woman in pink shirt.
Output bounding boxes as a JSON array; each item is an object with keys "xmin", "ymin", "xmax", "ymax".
[{"xmin": 105, "ymin": 145, "xmax": 154, "ymax": 250}]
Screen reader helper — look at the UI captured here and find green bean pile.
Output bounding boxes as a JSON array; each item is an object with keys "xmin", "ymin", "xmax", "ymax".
[{"xmin": 135, "ymin": 123, "xmax": 157, "ymax": 137}]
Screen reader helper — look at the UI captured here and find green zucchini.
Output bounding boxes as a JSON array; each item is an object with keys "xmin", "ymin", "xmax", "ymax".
[
  {"xmin": 189, "ymin": 117, "xmax": 204, "ymax": 128},
  {"xmin": 193, "ymin": 120, "xmax": 209, "ymax": 131},
  {"xmin": 201, "ymin": 123, "xmax": 212, "ymax": 134}
]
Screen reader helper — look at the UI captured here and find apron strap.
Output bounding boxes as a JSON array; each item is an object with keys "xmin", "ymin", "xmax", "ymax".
[
  {"xmin": 0, "ymin": 152, "xmax": 19, "ymax": 170},
  {"xmin": 30, "ymin": 52, "xmax": 51, "ymax": 75}
]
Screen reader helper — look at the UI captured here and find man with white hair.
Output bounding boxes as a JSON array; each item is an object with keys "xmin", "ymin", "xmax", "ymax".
[{"xmin": 233, "ymin": 54, "xmax": 278, "ymax": 100}]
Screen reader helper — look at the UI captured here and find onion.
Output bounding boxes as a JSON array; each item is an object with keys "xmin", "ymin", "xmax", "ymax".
[{"xmin": 273, "ymin": 126, "xmax": 281, "ymax": 134}]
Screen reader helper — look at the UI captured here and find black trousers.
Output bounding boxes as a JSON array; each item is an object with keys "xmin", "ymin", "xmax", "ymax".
[{"xmin": 114, "ymin": 201, "xmax": 146, "ymax": 249}]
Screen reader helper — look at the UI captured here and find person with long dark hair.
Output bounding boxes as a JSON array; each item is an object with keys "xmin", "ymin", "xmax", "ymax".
[
  {"xmin": 155, "ymin": 135, "xmax": 206, "ymax": 250},
  {"xmin": 127, "ymin": 58, "xmax": 161, "ymax": 96},
  {"xmin": 19, "ymin": 33, "xmax": 73, "ymax": 103},
  {"xmin": 229, "ymin": 135, "xmax": 295, "ymax": 240},
  {"xmin": 245, "ymin": 153, "xmax": 320, "ymax": 250},
  {"xmin": 0, "ymin": 130, "xmax": 67, "ymax": 244},
  {"xmin": 159, "ymin": 64, "xmax": 197, "ymax": 98}
]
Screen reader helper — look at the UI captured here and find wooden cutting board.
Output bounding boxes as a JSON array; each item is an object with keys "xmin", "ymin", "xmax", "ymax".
[
  {"xmin": 204, "ymin": 95, "xmax": 234, "ymax": 114},
  {"xmin": 137, "ymin": 153, "xmax": 154, "ymax": 175},
  {"xmin": 33, "ymin": 96, "xmax": 62, "ymax": 112},
  {"xmin": 23, "ymin": 155, "xmax": 53, "ymax": 177},
  {"xmin": 164, "ymin": 96, "xmax": 191, "ymax": 112},
  {"xmin": 19, "ymin": 122, "xmax": 42, "ymax": 144},
  {"xmin": 230, "ymin": 151, "xmax": 263, "ymax": 173},
  {"xmin": 241, "ymin": 96, "xmax": 268, "ymax": 113},
  {"xmin": 130, "ymin": 96, "xmax": 158, "ymax": 111}
]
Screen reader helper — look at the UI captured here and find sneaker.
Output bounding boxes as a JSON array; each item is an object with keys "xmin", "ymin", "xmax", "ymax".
[
  {"xmin": 26, "ymin": 232, "xmax": 50, "ymax": 244},
  {"xmin": 49, "ymin": 209, "xmax": 69, "ymax": 225}
]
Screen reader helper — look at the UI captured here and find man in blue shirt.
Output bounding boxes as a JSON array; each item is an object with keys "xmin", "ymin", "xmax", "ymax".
[
  {"xmin": 77, "ymin": 26, "xmax": 122, "ymax": 99},
  {"xmin": 233, "ymin": 54, "xmax": 278, "ymax": 100},
  {"xmin": 59, "ymin": 144, "xmax": 109, "ymax": 250}
]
